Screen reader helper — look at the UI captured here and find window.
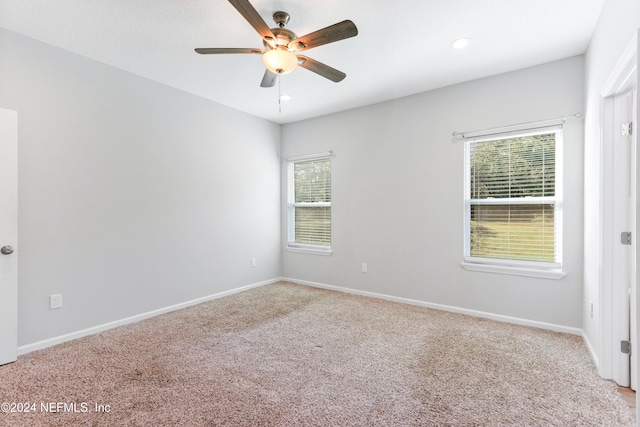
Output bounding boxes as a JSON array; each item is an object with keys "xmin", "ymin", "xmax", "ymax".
[
  {"xmin": 462, "ymin": 126, "xmax": 564, "ymax": 278},
  {"xmin": 287, "ymin": 154, "xmax": 332, "ymax": 255}
]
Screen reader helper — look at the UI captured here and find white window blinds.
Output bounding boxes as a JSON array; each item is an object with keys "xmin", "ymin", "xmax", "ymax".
[
  {"xmin": 287, "ymin": 156, "xmax": 331, "ymax": 252},
  {"xmin": 464, "ymin": 127, "xmax": 562, "ymax": 268}
]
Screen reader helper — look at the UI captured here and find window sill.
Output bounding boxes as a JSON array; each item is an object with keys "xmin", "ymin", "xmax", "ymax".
[
  {"xmin": 287, "ymin": 245, "xmax": 333, "ymax": 256},
  {"xmin": 461, "ymin": 261, "xmax": 566, "ymax": 280}
]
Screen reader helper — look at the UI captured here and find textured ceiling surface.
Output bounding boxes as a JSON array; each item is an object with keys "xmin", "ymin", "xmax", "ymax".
[{"xmin": 0, "ymin": 0, "xmax": 605, "ymax": 123}]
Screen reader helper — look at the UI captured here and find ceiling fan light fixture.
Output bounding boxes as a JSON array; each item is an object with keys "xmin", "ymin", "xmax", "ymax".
[{"xmin": 262, "ymin": 48, "xmax": 298, "ymax": 74}]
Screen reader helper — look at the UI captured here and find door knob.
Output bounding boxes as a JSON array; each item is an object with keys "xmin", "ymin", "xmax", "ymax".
[{"xmin": 1, "ymin": 245, "xmax": 14, "ymax": 255}]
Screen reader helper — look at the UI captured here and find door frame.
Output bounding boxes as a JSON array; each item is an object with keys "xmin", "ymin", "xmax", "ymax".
[{"xmin": 599, "ymin": 30, "xmax": 638, "ymax": 389}]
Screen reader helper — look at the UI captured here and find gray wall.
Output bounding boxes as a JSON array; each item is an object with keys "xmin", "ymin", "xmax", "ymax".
[
  {"xmin": 0, "ymin": 29, "xmax": 282, "ymax": 346},
  {"xmin": 282, "ymin": 56, "xmax": 585, "ymax": 329}
]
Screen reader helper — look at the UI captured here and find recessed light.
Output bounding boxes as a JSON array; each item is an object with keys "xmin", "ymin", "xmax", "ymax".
[
  {"xmin": 280, "ymin": 94, "xmax": 292, "ymax": 101},
  {"xmin": 451, "ymin": 38, "xmax": 471, "ymax": 49}
]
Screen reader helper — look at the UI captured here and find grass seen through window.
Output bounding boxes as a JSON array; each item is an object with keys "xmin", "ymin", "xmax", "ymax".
[{"xmin": 470, "ymin": 208, "xmax": 555, "ymax": 262}]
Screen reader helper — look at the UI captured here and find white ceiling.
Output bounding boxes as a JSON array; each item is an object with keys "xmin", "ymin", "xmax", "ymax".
[{"xmin": 0, "ymin": 0, "xmax": 605, "ymax": 124}]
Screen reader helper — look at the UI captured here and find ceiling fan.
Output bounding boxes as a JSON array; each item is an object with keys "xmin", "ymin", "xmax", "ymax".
[{"xmin": 195, "ymin": 0, "xmax": 358, "ymax": 88}]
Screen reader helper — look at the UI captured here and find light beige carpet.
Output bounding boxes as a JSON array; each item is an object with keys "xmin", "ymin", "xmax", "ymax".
[{"xmin": 0, "ymin": 282, "xmax": 635, "ymax": 426}]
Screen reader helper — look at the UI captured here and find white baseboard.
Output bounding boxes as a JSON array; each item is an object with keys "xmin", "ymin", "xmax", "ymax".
[
  {"xmin": 17, "ymin": 278, "xmax": 280, "ymax": 355},
  {"xmin": 582, "ymin": 330, "xmax": 599, "ymax": 368},
  {"xmin": 282, "ymin": 277, "xmax": 584, "ymax": 336},
  {"xmin": 19, "ymin": 277, "xmax": 591, "ymax": 361}
]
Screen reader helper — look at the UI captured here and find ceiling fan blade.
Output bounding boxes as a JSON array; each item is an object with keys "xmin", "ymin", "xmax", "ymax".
[
  {"xmin": 228, "ymin": 0, "xmax": 276, "ymax": 41},
  {"xmin": 195, "ymin": 48, "xmax": 263, "ymax": 54},
  {"xmin": 297, "ymin": 55, "xmax": 346, "ymax": 82},
  {"xmin": 289, "ymin": 20, "xmax": 358, "ymax": 51},
  {"xmin": 260, "ymin": 69, "xmax": 278, "ymax": 88}
]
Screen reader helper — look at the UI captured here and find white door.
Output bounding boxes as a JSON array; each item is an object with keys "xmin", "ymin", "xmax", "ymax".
[
  {"xmin": 627, "ymin": 91, "xmax": 640, "ymax": 390},
  {"xmin": 0, "ymin": 109, "xmax": 18, "ymax": 366},
  {"xmin": 631, "ymin": 90, "xmax": 638, "ymax": 391},
  {"xmin": 612, "ymin": 91, "xmax": 636, "ymax": 389},
  {"xmin": 625, "ymin": 91, "xmax": 637, "ymax": 390}
]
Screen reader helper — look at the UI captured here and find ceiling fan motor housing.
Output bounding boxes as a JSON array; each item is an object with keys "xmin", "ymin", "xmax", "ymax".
[
  {"xmin": 264, "ymin": 12, "xmax": 305, "ymax": 51},
  {"xmin": 265, "ymin": 27, "xmax": 297, "ymax": 49}
]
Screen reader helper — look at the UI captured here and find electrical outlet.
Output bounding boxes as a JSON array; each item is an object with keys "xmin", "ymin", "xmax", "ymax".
[
  {"xmin": 361, "ymin": 262, "xmax": 368, "ymax": 273},
  {"xmin": 251, "ymin": 258, "xmax": 256, "ymax": 268},
  {"xmin": 50, "ymin": 294, "xmax": 62, "ymax": 310}
]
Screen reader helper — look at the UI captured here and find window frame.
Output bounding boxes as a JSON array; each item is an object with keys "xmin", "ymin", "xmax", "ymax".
[
  {"xmin": 461, "ymin": 126, "xmax": 565, "ymax": 279},
  {"xmin": 286, "ymin": 152, "xmax": 333, "ymax": 256}
]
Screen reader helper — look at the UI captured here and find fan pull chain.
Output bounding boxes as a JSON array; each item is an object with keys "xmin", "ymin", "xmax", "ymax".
[{"xmin": 278, "ymin": 75, "xmax": 282, "ymax": 114}]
